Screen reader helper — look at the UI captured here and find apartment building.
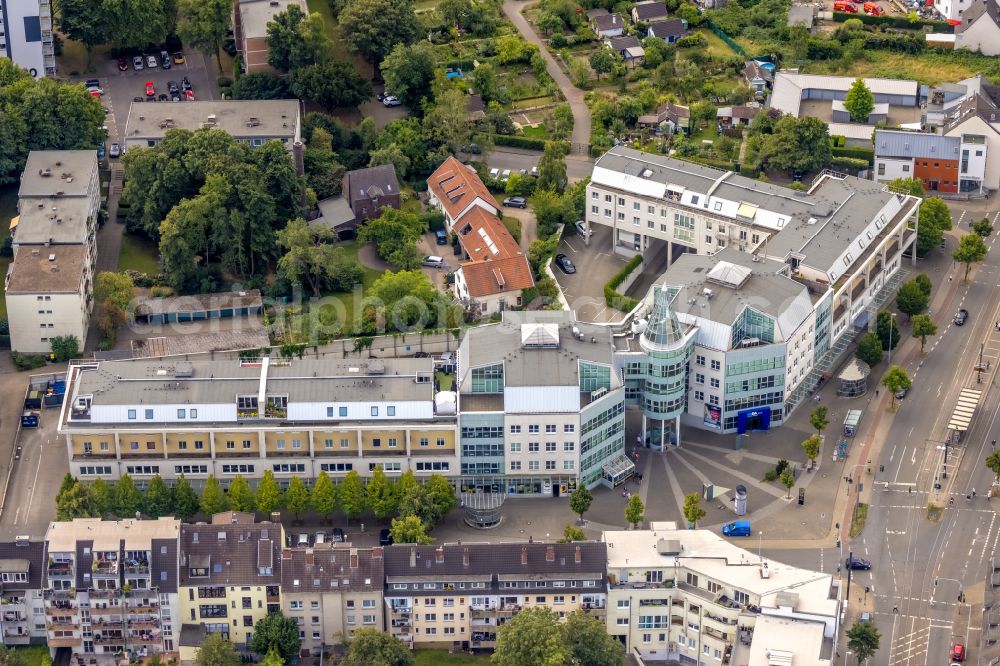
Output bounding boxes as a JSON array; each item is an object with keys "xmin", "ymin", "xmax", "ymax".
[
  {"xmin": 457, "ymin": 312, "xmax": 632, "ymax": 494},
  {"xmin": 588, "ymin": 147, "xmax": 920, "ymax": 433},
  {"xmin": 0, "ymin": 539, "xmax": 47, "ymax": 646},
  {"xmin": 0, "ymin": 0, "xmax": 55, "ymax": 77},
  {"xmin": 233, "ymin": 0, "xmax": 308, "ymax": 73},
  {"xmin": 122, "ymin": 100, "xmax": 301, "ymax": 153},
  {"xmin": 58, "ymin": 352, "xmax": 459, "ymax": 485},
  {"xmin": 6, "ymin": 151, "xmax": 100, "ymax": 353},
  {"xmin": 604, "ymin": 525, "xmax": 839, "ymax": 665},
  {"xmin": 874, "ymin": 129, "xmax": 987, "ymax": 194},
  {"xmin": 43, "ymin": 518, "xmax": 182, "ymax": 659},
  {"xmin": 280, "ymin": 545, "xmax": 384, "ymax": 655},
  {"xmin": 178, "ymin": 512, "xmax": 283, "ymax": 649},
  {"xmin": 382, "ymin": 541, "xmax": 607, "ymax": 651},
  {"xmin": 943, "ymin": 79, "xmax": 1000, "ymax": 191}
]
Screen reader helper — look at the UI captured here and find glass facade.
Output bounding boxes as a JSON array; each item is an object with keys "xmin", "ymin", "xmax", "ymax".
[
  {"xmin": 458, "ymin": 413, "xmax": 504, "ymax": 483},
  {"xmin": 471, "ymin": 364, "xmax": 503, "ymax": 393},
  {"xmin": 580, "ymin": 398, "xmax": 626, "ymax": 486},
  {"xmin": 580, "ymin": 362, "xmax": 612, "ymax": 393},
  {"xmin": 731, "ymin": 308, "xmax": 776, "ymax": 348},
  {"xmin": 813, "ymin": 293, "xmax": 832, "ymax": 362}
]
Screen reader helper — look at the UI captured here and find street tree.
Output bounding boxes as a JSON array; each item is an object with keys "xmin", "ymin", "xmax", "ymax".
[
  {"xmin": 780, "ymin": 469, "xmax": 795, "ymax": 499},
  {"xmin": 339, "ymin": 0, "xmax": 422, "ymax": 66},
  {"xmin": 682, "ymin": 492, "xmax": 705, "ymax": 528},
  {"xmin": 199, "ymin": 475, "xmax": 230, "ymax": 516},
  {"xmin": 914, "ymin": 272, "xmax": 933, "ymax": 297},
  {"xmin": 310, "ymin": 471, "xmax": 337, "ymax": 519},
  {"xmin": 809, "ymin": 405, "xmax": 829, "ymax": 438},
  {"xmin": 911, "ymin": 314, "xmax": 938, "ymax": 354},
  {"xmin": 846, "ymin": 620, "xmax": 880, "ymax": 664},
  {"xmin": 844, "ymin": 78, "xmax": 875, "ymax": 122},
  {"xmin": 284, "ymin": 477, "xmax": 310, "ymax": 519},
  {"xmin": 625, "ymin": 494, "xmax": 646, "ymax": 529},
  {"xmin": 881, "ymin": 365, "xmax": 911, "ymax": 408},
  {"xmin": 389, "ymin": 515, "xmax": 432, "ymax": 544},
  {"xmin": 802, "ymin": 435, "xmax": 821, "ymax": 470},
  {"xmin": 558, "ymin": 524, "xmax": 586, "ymax": 542},
  {"xmin": 856, "ymin": 332, "xmax": 883, "ymax": 367},
  {"xmin": 563, "ymin": 610, "xmax": 626, "ymax": 666},
  {"xmin": 536, "ymin": 141, "xmax": 570, "ymax": 193},
  {"xmin": 876, "ymin": 311, "xmax": 900, "ymax": 351},
  {"xmin": 986, "ymin": 450, "xmax": 1000, "ymax": 482},
  {"xmin": 953, "ymin": 232, "xmax": 989, "ymax": 281},
  {"xmin": 342, "ymin": 628, "xmax": 413, "ymax": 666},
  {"xmin": 177, "ymin": 0, "xmax": 231, "ymax": 73},
  {"xmin": 255, "ymin": 470, "xmax": 283, "ymax": 514},
  {"xmin": 340, "ymin": 470, "xmax": 366, "ymax": 522},
  {"xmin": 569, "ymin": 485, "xmax": 593, "ymax": 523},
  {"xmin": 265, "ymin": 5, "xmax": 332, "ymax": 71},
  {"xmin": 289, "ymin": 60, "xmax": 372, "ymax": 111},
  {"xmin": 144, "ymin": 475, "xmax": 174, "ymax": 517},
  {"xmin": 174, "ymin": 475, "xmax": 200, "ymax": 519},
  {"xmin": 422, "ymin": 474, "xmax": 458, "ymax": 524},
  {"xmin": 114, "ymin": 473, "xmax": 143, "ymax": 517},
  {"xmin": 196, "ymin": 633, "xmax": 241, "ymax": 666},
  {"xmin": 380, "ymin": 42, "xmax": 436, "ymax": 109},
  {"xmin": 249, "ymin": 612, "xmax": 301, "ymax": 662},
  {"xmin": 973, "ymin": 217, "xmax": 995, "ymax": 238},
  {"xmin": 916, "ymin": 196, "xmax": 952, "ymax": 255},
  {"xmin": 494, "ymin": 607, "xmax": 573, "ymax": 666},
  {"xmin": 588, "ymin": 49, "xmax": 617, "ymax": 80},
  {"xmin": 277, "ymin": 218, "xmax": 364, "ymax": 297},
  {"xmin": 227, "ymin": 475, "xmax": 255, "ymax": 513},
  {"xmin": 366, "ymin": 467, "xmax": 397, "ymax": 520},
  {"xmin": 895, "ymin": 278, "xmax": 929, "ymax": 318}
]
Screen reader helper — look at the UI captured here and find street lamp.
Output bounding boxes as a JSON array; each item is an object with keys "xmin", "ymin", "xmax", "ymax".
[
  {"xmin": 758, "ymin": 531, "xmax": 763, "ymax": 565},
  {"xmin": 887, "ymin": 312, "xmax": 897, "ymax": 366}
]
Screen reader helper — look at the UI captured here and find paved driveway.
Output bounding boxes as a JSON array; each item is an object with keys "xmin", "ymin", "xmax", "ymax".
[
  {"xmin": 473, "ymin": 147, "xmax": 593, "ymax": 183},
  {"xmin": 552, "ymin": 225, "xmax": 628, "ymax": 322}
]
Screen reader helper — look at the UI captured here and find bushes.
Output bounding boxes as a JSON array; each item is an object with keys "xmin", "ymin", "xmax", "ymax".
[
  {"xmin": 830, "ymin": 156, "xmax": 869, "ymax": 173},
  {"xmin": 676, "ymin": 33, "xmax": 707, "ymax": 48},
  {"xmin": 832, "ymin": 146, "xmax": 874, "ymax": 165},
  {"xmin": 495, "ymin": 135, "xmax": 548, "ymax": 150},
  {"xmin": 13, "ymin": 353, "xmax": 47, "ymax": 371},
  {"xmin": 831, "ymin": 10, "xmax": 952, "ymax": 30},
  {"xmin": 604, "ymin": 255, "xmax": 643, "ymax": 312}
]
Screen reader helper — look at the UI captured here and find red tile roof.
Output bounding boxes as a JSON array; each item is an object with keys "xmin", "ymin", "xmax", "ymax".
[
  {"xmin": 427, "ymin": 156, "xmax": 499, "ymax": 220},
  {"xmin": 454, "ymin": 206, "xmax": 522, "ymax": 262},
  {"xmin": 460, "ymin": 255, "xmax": 535, "ymax": 298}
]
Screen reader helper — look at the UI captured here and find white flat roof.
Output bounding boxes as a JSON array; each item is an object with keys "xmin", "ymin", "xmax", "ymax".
[{"xmin": 747, "ymin": 615, "xmax": 831, "ymax": 666}]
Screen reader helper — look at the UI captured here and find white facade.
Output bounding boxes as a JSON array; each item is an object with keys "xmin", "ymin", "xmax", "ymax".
[
  {"xmin": 504, "ymin": 412, "xmax": 580, "ymax": 477},
  {"xmin": 944, "ymin": 115, "xmax": 1000, "ymax": 191},
  {"xmin": 7, "ymin": 289, "xmax": 90, "ymax": 353},
  {"xmin": 0, "ymin": 0, "xmax": 55, "ymax": 77},
  {"xmin": 954, "ymin": 14, "xmax": 1000, "ymax": 53},
  {"xmin": 873, "ymin": 156, "xmax": 915, "ymax": 184}
]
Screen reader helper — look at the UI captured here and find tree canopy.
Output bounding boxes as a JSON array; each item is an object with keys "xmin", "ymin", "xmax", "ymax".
[
  {"xmin": 847, "ymin": 620, "xmax": 880, "ymax": 663},
  {"xmin": 895, "ymin": 278, "xmax": 929, "ymax": 318},
  {"xmin": 881, "ymin": 365, "xmax": 911, "ymax": 407},
  {"xmin": 339, "ymin": 0, "xmax": 422, "ymax": 65},
  {"xmin": 177, "ymin": 0, "xmax": 232, "ymax": 73},
  {"xmin": 911, "ymin": 314, "xmax": 937, "ymax": 354},
  {"xmin": 389, "ymin": 515, "xmax": 433, "ymax": 544},
  {"xmin": 953, "ymin": 231, "xmax": 988, "ymax": 281},
  {"xmin": 357, "ymin": 208, "xmax": 425, "ymax": 269},
  {"xmin": 277, "ymin": 218, "xmax": 364, "ymax": 297},
  {"xmin": 843, "ymin": 78, "xmax": 875, "ymax": 122},
  {"xmin": 916, "ymin": 196, "xmax": 952, "ymax": 255},
  {"xmin": 289, "ymin": 60, "xmax": 372, "ymax": 111},
  {"xmin": 856, "ymin": 332, "xmax": 883, "ymax": 368},
  {"xmin": 249, "ymin": 612, "xmax": 301, "ymax": 662},
  {"xmin": 759, "ymin": 116, "xmax": 831, "ymax": 173},
  {"xmin": 265, "ymin": 5, "xmax": 333, "ymax": 72},
  {"xmin": 196, "ymin": 633, "xmax": 242, "ymax": 666},
  {"xmin": 381, "ymin": 42, "xmax": 436, "ymax": 109},
  {"xmin": 343, "ymin": 628, "xmax": 413, "ymax": 666}
]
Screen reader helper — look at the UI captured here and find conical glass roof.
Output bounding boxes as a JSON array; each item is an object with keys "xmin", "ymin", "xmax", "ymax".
[{"xmin": 641, "ymin": 285, "xmax": 685, "ymax": 352}]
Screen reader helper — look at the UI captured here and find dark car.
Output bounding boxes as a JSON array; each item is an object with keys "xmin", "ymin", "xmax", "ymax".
[
  {"xmin": 435, "ymin": 229, "xmax": 448, "ymax": 245},
  {"xmin": 167, "ymin": 80, "xmax": 179, "ymax": 94},
  {"xmin": 133, "ymin": 96, "xmax": 144, "ymax": 103},
  {"xmin": 117, "ymin": 56, "xmax": 129, "ymax": 71},
  {"xmin": 846, "ymin": 555, "xmax": 871, "ymax": 570},
  {"xmin": 332, "ymin": 527, "xmax": 345, "ymax": 543},
  {"xmin": 379, "ymin": 528, "xmax": 393, "ymax": 546},
  {"xmin": 555, "ymin": 253, "xmax": 576, "ymax": 274},
  {"xmin": 181, "ymin": 77, "xmax": 192, "ymax": 92},
  {"xmin": 954, "ymin": 308, "xmax": 969, "ymax": 326},
  {"xmin": 158, "ymin": 93, "xmax": 168, "ymax": 102},
  {"xmin": 503, "ymin": 196, "xmax": 527, "ymax": 208}
]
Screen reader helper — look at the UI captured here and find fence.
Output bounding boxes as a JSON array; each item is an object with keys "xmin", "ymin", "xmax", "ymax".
[{"xmin": 706, "ymin": 21, "xmax": 746, "ymax": 57}]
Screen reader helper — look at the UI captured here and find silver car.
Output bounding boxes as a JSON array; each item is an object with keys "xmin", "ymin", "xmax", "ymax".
[{"xmin": 146, "ymin": 54, "xmax": 158, "ymax": 69}]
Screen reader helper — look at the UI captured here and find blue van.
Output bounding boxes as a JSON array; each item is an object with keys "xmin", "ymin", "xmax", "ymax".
[
  {"xmin": 722, "ymin": 520, "xmax": 751, "ymax": 537},
  {"xmin": 435, "ymin": 229, "xmax": 448, "ymax": 245}
]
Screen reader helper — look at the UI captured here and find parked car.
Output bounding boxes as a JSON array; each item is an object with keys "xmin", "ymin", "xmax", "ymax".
[
  {"xmin": 501, "ymin": 168, "xmax": 511, "ymax": 182},
  {"xmin": 167, "ymin": 80, "xmax": 179, "ymax": 94},
  {"xmin": 846, "ymin": 555, "xmax": 871, "ymax": 570},
  {"xmin": 422, "ymin": 256, "xmax": 445, "ymax": 268},
  {"xmin": 183, "ymin": 89, "xmax": 195, "ymax": 101},
  {"xmin": 133, "ymin": 55, "xmax": 144, "ymax": 71},
  {"xmin": 117, "ymin": 56, "xmax": 129, "ymax": 71},
  {"xmin": 332, "ymin": 528, "xmax": 345, "ymax": 543},
  {"xmin": 181, "ymin": 77, "xmax": 192, "ymax": 91},
  {"xmin": 489, "ymin": 167, "xmax": 500, "ymax": 179},
  {"xmin": 833, "ymin": 1, "xmax": 858, "ymax": 11},
  {"xmin": 158, "ymin": 93, "xmax": 168, "ymax": 102},
  {"xmin": 173, "ymin": 52, "xmax": 186, "ymax": 64},
  {"xmin": 503, "ymin": 196, "xmax": 527, "ymax": 208},
  {"xmin": 146, "ymin": 54, "xmax": 158, "ymax": 68},
  {"xmin": 435, "ymin": 229, "xmax": 448, "ymax": 245},
  {"xmin": 951, "ymin": 643, "xmax": 966, "ymax": 662},
  {"xmin": 895, "ymin": 387, "xmax": 907, "ymax": 400},
  {"xmin": 109, "ymin": 143, "xmax": 121, "ymax": 158},
  {"xmin": 145, "ymin": 81, "xmax": 155, "ymax": 96},
  {"xmin": 132, "ymin": 96, "xmax": 144, "ymax": 103},
  {"xmin": 382, "ymin": 96, "xmax": 401, "ymax": 107},
  {"xmin": 575, "ymin": 220, "xmax": 590, "ymax": 237},
  {"xmin": 863, "ymin": 1, "xmax": 884, "ymax": 14},
  {"xmin": 377, "ymin": 91, "xmax": 388, "ymax": 101},
  {"xmin": 97, "ymin": 142, "xmax": 106, "ymax": 159},
  {"xmin": 554, "ymin": 253, "xmax": 576, "ymax": 274},
  {"xmin": 722, "ymin": 520, "xmax": 751, "ymax": 537},
  {"xmin": 379, "ymin": 528, "xmax": 393, "ymax": 546},
  {"xmin": 954, "ymin": 308, "xmax": 969, "ymax": 326},
  {"xmin": 161, "ymin": 50, "xmax": 171, "ymax": 69},
  {"xmin": 530, "ymin": 166, "xmax": 538, "ymax": 177}
]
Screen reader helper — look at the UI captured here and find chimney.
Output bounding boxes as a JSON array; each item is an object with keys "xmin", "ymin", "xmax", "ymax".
[
  {"xmin": 281, "ymin": 548, "xmax": 292, "ymax": 560},
  {"xmin": 372, "ymin": 547, "xmax": 383, "ymax": 559},
  {"xmin": 575, "ymin": 546, "xmax": 582, "ymax": 564},
  {"xmin": 462, "ymin": 548, "xmax": 470, "ymax": 567},
  {"xmin": 545, "ymin": 546, "xmax": 555, "ymax": 563},
  {"xmin": 435, "ymin": 546, "xmax": 445, "ymax": 564},
  {"xmin": 305, "ymin": 550, "xmax": 315, "ymax": 567},
  {"xmin": 409, "ymin": 547, "xmax": 417, "ymax": 568},
  {"xmin": 350, "ymin": 552, "xmax": 359, "ymax": 569},
  {"xmin": 521, "ymin": 545, "xmax": 528, "ymax": 565}
]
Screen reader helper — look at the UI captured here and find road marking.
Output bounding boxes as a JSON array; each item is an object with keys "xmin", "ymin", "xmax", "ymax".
[{"xmin": 912, "ymin": 448, "xmax": 917, "ymax": 465}]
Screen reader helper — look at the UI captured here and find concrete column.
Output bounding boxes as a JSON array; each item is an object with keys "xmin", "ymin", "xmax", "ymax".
[
  {"xmin": 675, "ymin": 415, "xmax": 681, "ymax": 447},
  {"xmin": 660, "ymin": 419, "xmax": 665, "ymax": 450},
  {"xmin": 641, "ymin": 413, "xmax": 647, "ymax": 447},
  {"xmin": 667, "ymin": 240, "xmax": 674, "ymax": 267}
]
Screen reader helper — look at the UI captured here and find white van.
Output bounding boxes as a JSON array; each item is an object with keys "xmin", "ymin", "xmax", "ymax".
[{"xmin": 422, "ymin": 256, "xmax": 445, "ymax": 268}]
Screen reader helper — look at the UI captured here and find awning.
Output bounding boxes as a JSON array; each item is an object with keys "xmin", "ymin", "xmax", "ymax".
[
  {"xmin": 8, "ymin": 215, "xmax": 18, "ymax": 231},
  {"xmin": 602, "ymin": 453, "xmax": 635, "ymax": 479},
  {"xmin": 948, "ymin": 388, "xmax": 982, "ymax": 432}
]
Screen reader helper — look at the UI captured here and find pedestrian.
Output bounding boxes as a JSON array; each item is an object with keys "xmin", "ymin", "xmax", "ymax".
[
  {"xmin": 992, "ymin": 439, "xmax": 996, "ymax": 449},
  {"xmin": 949, "ymin": 274, "xmax": 953, "ymax": 282},
  {"xmin": 875, "ymin": 388, "xmax": 879, "ymax": 397}
]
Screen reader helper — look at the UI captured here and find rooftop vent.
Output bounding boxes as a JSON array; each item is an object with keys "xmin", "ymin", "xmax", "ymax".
[
  {"xmin": 48, "ymin": 254, "xmax": 56, "ymax": 262},
  {"xmin": 38, "ymin": 169, "xmax": 51, "ymax": 177}
]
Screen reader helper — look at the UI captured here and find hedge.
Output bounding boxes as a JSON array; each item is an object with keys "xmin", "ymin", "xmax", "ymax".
[
  {"xmin": 831, "ymin": 10, "xmax": 953, "ymax": 31},
  {"xmin": 604, "ymin": 254, "xmax": 643, "ymax": 312},
  {"xmin": 832, "ymin": 146, "xmax": 875, "ymax": 165},
  {"xmin": 830, "ymin": 156, "xmax": 870, "ymax": 174},
  {"xmin": 495, "ymin": 135, "xmax": 547, "ymax": 150}
]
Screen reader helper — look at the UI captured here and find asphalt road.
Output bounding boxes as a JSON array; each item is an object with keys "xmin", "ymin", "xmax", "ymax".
[
  {"xmin": 858, "ymin": 204, "xmax": 1000, "ymax": 666},
  {"xmin": 467, "ymin": 147, "xmax": 594, "ymax": 183}
]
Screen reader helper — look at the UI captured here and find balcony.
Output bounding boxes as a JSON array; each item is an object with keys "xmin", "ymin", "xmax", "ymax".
[
  {"xmin": 47, "ymin": 637, "xmax": 82, "ymax": 648},
  {"xmin": 704, "ymin": 626, "xmax": 729, "ymax": 641},
  {"xmin": 91, "ymin": 617, "xmax": 124, "ymax": 627},
  {"xmin": 639, "ymin": 598, "xmax": 671, "ymax": 607},
  {"xmin": 470, "ymin": 604, "xmax": 520, "ymax": 617},
  {"xmin": 90, "ymin": 604, "xmax": 124, "ymax": 615},
  {"xmin": 48, "ymin": 561, "xmax": 74, "ymax": 577},
  {"xmin": 88, "ymin": 588, "xmax": 121, "ymax": 600},
  {"xmin": 93, "ymin": 635, "xmax": 125, "ymax": 645},
  {"xmin": 389, "ymin": 606, "xmax": 411, "ymax": 616},
  {"xmin": 129, "ymin": 633, "xmax": 161, "ymax": 644},
  {"xmin": 128, "ymin": 619, "xmax": 161, "ymax": 629},
  {"xmin": 127, "ymin": 601, "xmax": 159, "ymax": 613},
  {"xmin": 125, "ymin": 564, "xmax": 150, "ymax": 575},
  {"xmin": 45, "ymin": 604, "xmax": 77, "ymax": 615},
  {"xmin": 390, "ymin": 619, "xmax": 411, "ymax": 629},
  {"xmin": 45, "ymin": 619, "xmax": 78, "ymax": 629}
]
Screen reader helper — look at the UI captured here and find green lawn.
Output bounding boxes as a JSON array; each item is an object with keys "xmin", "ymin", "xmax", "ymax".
[
  {"xmin": 117, "ymin": 233, "xmax": 160, "ymax": 275},
  {"xmin": 313, "ymin": 239, "xmax": 383, "ymax": 335},
  {"xmin": 13, "ymin": 646, "xmax": 50, "ymax": 666},
  {"xmin": 0, "ymin": 184, "xmax": 18, "ymax": 317},
  {"xmin": 413, "ymin": 650, "xmax": 491, "ymax": 666},
  {"xmin": 435, "ymin": 371, "xmax": 454, "ymax": 391},
  {"xmin": 307, "ymin": 0, "xmax": 374, "ymax": 81}
]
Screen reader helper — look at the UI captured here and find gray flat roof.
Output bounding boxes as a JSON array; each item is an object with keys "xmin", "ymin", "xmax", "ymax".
[
  {"xmin": 19, "ymin": 151, "xmax": 97, "ymax": 198},
  {"xmin": 124, "ymin": 100, "xmax": 299, "ymax": 142},
  {"xmin": 240, "ymin": 0, "xmax": 308, "ymax": 38},
  {"xmin": 6, "ymin": 244, "xmax": 86, "ymax": 294},
  {"xmin": 14, "ymin": 197, "xmax": 92, "ymax": 245},
  {"xmin": 875, "ymin": 129, "xmax": 961, "ymax": 160}
]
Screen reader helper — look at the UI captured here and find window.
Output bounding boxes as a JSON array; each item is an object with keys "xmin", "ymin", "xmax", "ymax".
[
  {"xmin": 545, "ymin": 442, "xmax": 557, "ymax": 452},
  {"xmin": 528, "ymin": 425, "xmax": 539, "ymax": 433},
  {"xmin": 545, "ymin": 461, "xmax": 556, "ymax": 470},
  {"xmin": 177, "ymin": 409, "xmax": 186, "ymax": 419},
  {"xmin": 563, "ymin": 460, "xmax": 574, "ymax": 470},
  {"xmin": 694, "ymin": 390, "xmax": 704, "ymax": 401},
  {"xmin": 564, "ymin": 441, "xmax": 575, "ymax": 451},
  {"xmin": 371, "ymin": 406, "xmax": 379, "ymax": 416},
  {"xmin": 388, "ymin": 406, "xmax": 396, "ymax": 416},
  {"xmin": 545, "ymin": 424, "xmax": 557, "ymax": 433},
  {"xmin": 695, "ymin": 355, "xmax": 705, "ymax": 366},
  {"xmin": 564, "ymin": 424, "xmax": 575, "ymax": 432},
  {"xmin": 327, "ymin": 407, "xmax": 334, "ymax": 417},
  {"xmin": 528, "ymin": 461, "xmax": 539, "ymax": 471},
  {"xmin": 710, "ymin": 360, "xmax": 720, "ymax": 370},
  {"xmin": 510, "ymin": 461, "xmax": 521, "ymax": 471},
  {"xmin": 592, "ymin": 191, "xmax": 598, "ymax": 199},
  {"xmin": 695, "ymin": 373, "xmax": 704, "ymax": 384},
  {"xmin": 647, "ymin": 205, "xmax": 655, "ymax": 214},
  {"xmin": 617, "ymin": 599, "xmax": 629, "ymax": 608},
  {"xmin": 528, "ymin": 442, "xmax": 539, "ymax": 452},
  {"xmin": 339, "ymin": 407, "xmax": 348, "ymax": 417},
  {"xmin": 128, "ymin": 409, "xmax": 136, "ymax": 420},
  {"xmin": 510, "ymin": 442, "xmax": 521, "ymax": 452},
  {"xmin": 710, "ymin": 378, "xmax": 719, "ymax": 388},
  {"xmin": 591, "ymin": 205, "xmax": 598, "ymax": 214},
  {"xmin": 510, "ymin": 425, "xmax": 521, "ymax": 433},
  {"xmin": 877, "ymin": 163, "xmax": 886, "ymax": 176}
]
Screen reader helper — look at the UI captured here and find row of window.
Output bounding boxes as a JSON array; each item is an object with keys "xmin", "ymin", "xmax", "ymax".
[
  {"xmin": 289, "ymin": 599, "xmax": 376, "ymax": 610},
  {"xmin": 509, "ymin": 441, "xmax": 575, "ymax": 452},
  {"xmin": 510, "ymin": 460, "xmax": 573, "ymax": 471},
  {"xmin": 509, "ymin": 424, "xmax": 574, "ymax": 434}
]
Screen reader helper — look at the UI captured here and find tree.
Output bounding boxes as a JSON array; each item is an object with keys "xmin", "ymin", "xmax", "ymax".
[
  {"xmin": 227, "ymin": 475, "xmax": 256, "ymax": 513},
  {"xmin": 762, "ymin": 116, "xmax": 831, "ymax": 173},
  {"xmin": 569, "ymin": 57, "xmax": 591, "ymax": 88},
  {"xmin": 780, "ymin": 468, "xmax": 795, "ymax": 499},
  {"xmin": 56, "ymin": 481, "xmax": 96, "ymax": 520},
  {"xmin": 343, "ymin": 628, "xmax": 413, "ymax": 666},
  {"xmin": 340, "ymin": 469, "xmax": 366, "ymax": 522},
  {"xmin": 972, "ymin": 217, "xmax": 994, "ymax": 238},
  {"xmin": 368, "ymin": 270, "xmax": 442, "ymax": 331},
  {"xmin": 856, "ymin": 332, "xmax": 883, "ymax": 367},
  {"xmin": 310, "ymin": 471, "xmax": 337, "ymax": 518},
  {"xmin": 558, "ymin": 524, "xmax": 586, "ymax": 542},
  {"xmin": 536, "ymin": 141, "xmax": 570, "ymax": 193},
  {"xmin": 284, "ymin": 477, "xmax": 310, "ymax": 519},
  {"xmin": 896, "ymin": 278, "xmax": 929, "ymax": 318},
  {"xmin": 177, "ymin": 0, "xmax": 231, "ymax": 73},
  {"xmin": 682, "ymin": 492, "xmax": 705, "ymax": 528},
  {"xmin": 916, "ymin": 196, "xmax": 951, "ymax": 255},
  {"xmin": 389, "ymin": 515, "xmax": 433, "ymax": 544},
  {"xmin": 380, "ymin": 42, "xmax": 436, "ymax": 109},
  {"xmin": 250, "ymin": 612, "xmax": 301, "ymax": 662},
  {"xmin": 55, "ymin": 0, "xmax": 109, "ymax": 68},
  {"xmin": 802, "ymin": 435, "xmax": 821, "ymax": 470},
  {"xmin": 196, "ymin": 633, "xmax": 242, "ymax": 666},
  {"xmin": 289, "ymin": 60, "xmax": 372, "ymax": 111},
  {"xmin": 265, "ymin": 5, "xmax": 332, "ymax": 71},
  {"xmin": 843, "ymin": 78, "xmax": 875, "ymax": 122},
  {"xmin": 277, "ymin": 218, "xmax": 364, "ymax": 297},
  {"xmin": 494, "ymin": 607, "xmax": 572, "ymax": 666},
  {"xmin": 809, "ymin": 405, "xmax": 829, "ymax": 438},
  {"xmin": 881, "ymin": 365, "xmax": 912, "ymax": 408},
  {"xmin": 423, "ymin": 474, "xmax": 458, "ymax": 524},
  {"xmin": 363, "ymin": 467, "xmax": 395, "ymax": 520},
  {"xmin": 562, "ymin": 610, "xmax": 625, "ymax": 666},
  {"xmin": 914, "ymin": 272, "xmax": 932, "ymax": 298},
  {"xmin": 588, "ymin": 49, "xmax": 616, "ymax": 80},
  {"xmin": 625, "ymin": 494, "xmax": 645, "ymax": 528},
  {"xmin": 50, "ymin": 335, "xmax": 79, "ymax": 362},
  {"xmin": 357, "ymin": 208, "xmax": 425, "ymax": 268},
  {"xmin": 200, "ymin": 475, "xmax": 230, "ymax": 516},
  {"xmin": 112, "ymin": 473, "xmax": 143, "ymax": 517},
  {"xmin": 953, "ymin": 232, "xmax": 988, "ymax": 281},
  {"xmin": 568, "ymin": 485, "xmax": 593, "ymax": 522},
  {"xmin": 472, "ymin": 62, "xmax": 502, "ymax": 104},
  {"xmin": 232, "ymin": 72, "xmax": 292, "ymax": 100},
  {"xmin": 260, "ymin": 648, "xmax": 283, "ymax": 666},
  {"xmin": 339, "ymin": 0, "xmax": 422, "ymax": 65},
  {"xmin": 846, "ymin": 620, "xmax": 880, "ymax": 664},
  {"xmin": 422, "ymin": 86, "xmax": 482, "ymax": 159},
  {"xmin": 91, "ymin": 478, "xmax": 113, "ymax": 517},
  {"xmin": 876, "ymin": 311, "xmax": 899, "ymax": 351},
  {"xmin": 256, "ymin": 470, "xmax": 283, "ymax": 514},
  {"xmin": 144, "ymin": 475, "xmax": 174, "ymax": 517},
  {"xmin": 888, "ymin": 177, "xmax": 925, "ymax": 197},
  {"xmin": 986, "ymin": 450, "xmax": 1000, "ymax": 482},
  {"xmin": 94, "ymin": 272, "xmax": 135, "ymax": 310},
  {"xmin": 174, "ymin": 475, "xmax": 200, "ymax": 519},
  {"xmin": 395, "ymin": 470, "xmax": 426, "ymax": 520},
  {"xmin": 911, "ymin": 314, "xmax": 938, "ymax": 354}
]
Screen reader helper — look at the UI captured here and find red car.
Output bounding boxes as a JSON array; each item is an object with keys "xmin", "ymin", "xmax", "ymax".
[
  {"xmin": 145, "ymin": 81, "xmax": 155, "ymax": 97},
  {"xmin": 952, "ymin": 643, "xmax": 966, "ymax": 662},
  {"xmin": 184, "ymin": 89, "xmax": 195, "ymax": 101}
]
